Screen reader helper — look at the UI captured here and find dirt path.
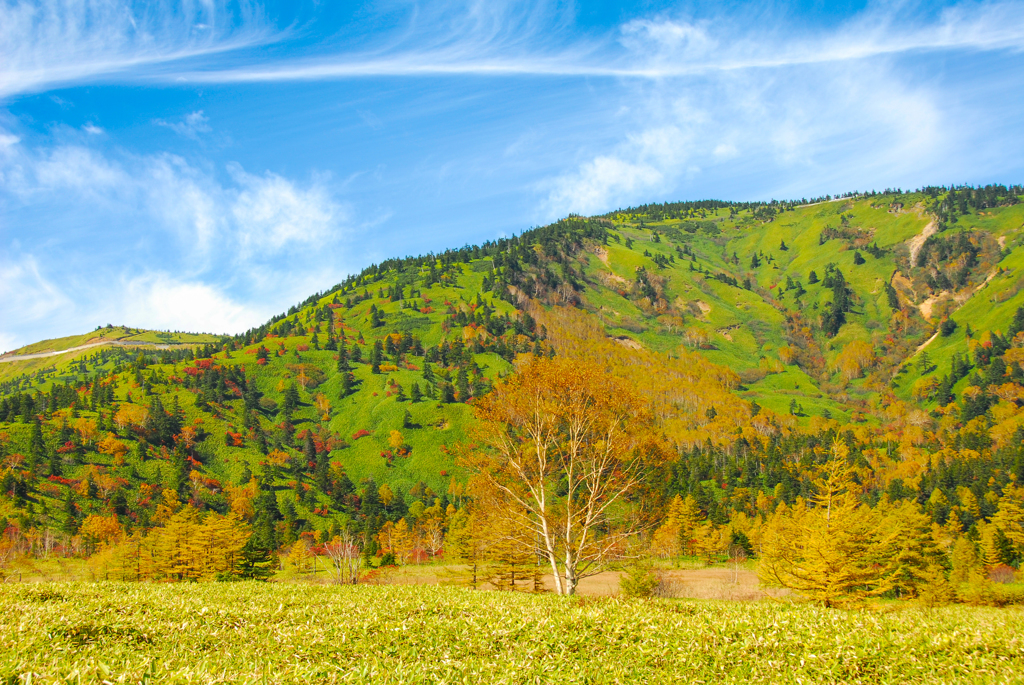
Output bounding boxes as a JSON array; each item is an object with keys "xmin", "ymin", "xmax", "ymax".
[
  {"xmin": 907, "ymin": 220, "xmax": 937, "ymax": 267},
  {"xmin": 348, "ymin": 564, "xmax": 783, "ymax": 601},
  {"xmin": 914, "ymin": 267, "xmax": 1001, "ymax": 354}
]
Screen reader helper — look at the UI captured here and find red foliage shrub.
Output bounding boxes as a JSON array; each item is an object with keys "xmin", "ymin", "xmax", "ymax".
[
  {"xmin": 352, "ymin": 429, "xmax": 372, "ymax": 440},
  {"xmin": 990, "ymin": 564, "xmax": 1017, "ymax": 584}
]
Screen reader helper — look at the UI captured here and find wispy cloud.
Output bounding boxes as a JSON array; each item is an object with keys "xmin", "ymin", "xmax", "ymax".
[
  {"xmin": 154, "ymin": 110, "xmax": 211, "ymax": 139},
  {"xmin": 172, "ymin": 2, "xmax": 1024, "ymax": 83},
  {"xmin": 0, "ymin": 252, "xmax": 74, "ymax": 350},
  {"xmin": 229, "ymin": 164, "xmax": 342, "ymax": 256},
  {"xmin": 541, "ymin": 57, "xmax": 947, "ymax": 215},
  {"xmin": 3, "ymin": 1, "xmax": 1022, "ymax": 93},
  {"xmin": 0, "ymin": 0, "xmax": 273, "ymax": 99},
  {"xmin": 538, "ymin": 1, "xmax": 1018, "ymax": 215}
]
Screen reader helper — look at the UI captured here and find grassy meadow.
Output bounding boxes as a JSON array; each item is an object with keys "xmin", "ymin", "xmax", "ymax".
[{"xmin": 2, "ymin": 582, "xmax": 1024, "ymax": 684}]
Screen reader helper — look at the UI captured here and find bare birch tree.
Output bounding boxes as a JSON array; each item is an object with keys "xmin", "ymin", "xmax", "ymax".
[{"xmin": 323, "ymin": 527, "xmax": 362, "ymax": 584}]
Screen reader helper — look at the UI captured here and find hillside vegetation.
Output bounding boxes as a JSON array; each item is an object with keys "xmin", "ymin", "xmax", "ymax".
[{"xmin": 1, "ymin": 185, "xmax": 1023, "ymax": 606}]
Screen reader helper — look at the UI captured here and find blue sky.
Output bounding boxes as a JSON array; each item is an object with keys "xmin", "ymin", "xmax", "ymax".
[{"xmin": 3, "ymin": 0, "xmax": 1024, "ymax": 351}]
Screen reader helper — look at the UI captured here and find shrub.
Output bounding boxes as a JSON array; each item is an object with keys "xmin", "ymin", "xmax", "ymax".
[{"xmin": 619, "ymin": 564, "xmax": 660, "ymax": 598}]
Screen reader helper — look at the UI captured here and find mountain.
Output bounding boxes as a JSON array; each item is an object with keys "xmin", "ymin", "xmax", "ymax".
[{"xmin": 2, "ymin": 184, "xmax": 1023, "ymax": 570}]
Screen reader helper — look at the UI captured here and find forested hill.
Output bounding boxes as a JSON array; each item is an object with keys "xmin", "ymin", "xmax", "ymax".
[{"xmin": 2, "ymin": 184, "xmax": 1024, "ymax": 579}]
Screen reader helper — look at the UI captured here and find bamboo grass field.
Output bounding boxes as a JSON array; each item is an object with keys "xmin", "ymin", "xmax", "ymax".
[{"xmin": 2, "ymin": 582, "xmax": 1024, "ymax": 684}]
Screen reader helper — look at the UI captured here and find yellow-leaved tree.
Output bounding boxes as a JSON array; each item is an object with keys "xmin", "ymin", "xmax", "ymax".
[
  {"xmin": 992, "ymin": 482, "xmax": 1024, "ymax": 554},
  {"xmin": 469, "ymin": 357, "xmax": 665, "ymax": 595},
  {"xmin": 872, "ymin": 497, "xmax": 945, "ymax": 599},
  {"xmin": 759, "ymin": 438, "xmax": 881, "ymax": 607},
  {"xmin": 651, "ymin": 494, "xmax": 706, "ymax": 558}
]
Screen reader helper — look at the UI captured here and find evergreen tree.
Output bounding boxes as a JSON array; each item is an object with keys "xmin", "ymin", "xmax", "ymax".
[
  {"xmin": 456, "ymin": 367, "xmax": 471, "ymax": 401},
  {"xmin": 339, "ymin": 372, "xmax": 355, "ymax": 398},
  {"xmin": 237, "ymin": 536, "xmax": 275, "ymax": 581},
  {"xmin": 28, "ymin": 417, "xmax": 45, "ymax": 475},
  {"xmin": 282, "ymin": 383, "xmax": 300, "ymax": 416},
  {"xmin": 917, "ymin": 352, "xmax": 932, "ymax": 375},
  {"xmin": 885, "ymin": 281, "xmax": 901, "ymax": 311}
]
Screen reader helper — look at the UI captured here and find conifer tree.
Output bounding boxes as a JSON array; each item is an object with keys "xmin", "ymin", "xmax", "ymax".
[
  {"xmin": 237, "ymin": 535, "xmax": 275, "ymax": 580},
  {"xmin": 339, "ymin": 372, "xmax": 355, "ymax": 398},
  {"xmin": 760, "ymin": 438, "xmax": 881, "ymax": 606}
]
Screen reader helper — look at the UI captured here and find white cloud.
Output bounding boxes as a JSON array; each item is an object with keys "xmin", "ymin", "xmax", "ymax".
[
  {"xmin": 154, "ymin": 110, "xmax": 211, "ymax": 139},
  {"xmin": 230, "ymin": 165, "xmax": 342, "ymax": 255},
  {"xmin": 82, "ymin": 123, "xmax": 104, "ymax": 135},
  {"xmin": 544, "ymin": 126, "xmax": 690, "ymax": 215},
  {"xmin": 113, "ymin": 274, "xmax": 265, "ymax": 335},
  {"xmin": 0, "ymin": 332, "xmax": 19, "ymax": 355},
  {"xmin": 713, "ymin": 143, "xmax": 738, "ymax": 160},
  {"xmin": 31, "ymin": 145, "xmax": 128, "ymax": 195}
]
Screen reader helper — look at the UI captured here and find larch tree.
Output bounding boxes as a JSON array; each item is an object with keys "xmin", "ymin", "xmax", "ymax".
[
  {"xmin": 992, "ymin": 483, "xmax": 1024, "ymax": 553},
  {"xmin": 759, "ymin": 438, "xmax": 881, "ymax": 607},
  {"xmin": 469, "ymin": 357, "xmax": 664, "ymax": 596}
]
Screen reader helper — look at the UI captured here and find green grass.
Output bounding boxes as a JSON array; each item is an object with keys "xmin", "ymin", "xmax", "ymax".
[{"xmin": 2, "ymin": 583, "xmax": 1023, "ymax": 683}]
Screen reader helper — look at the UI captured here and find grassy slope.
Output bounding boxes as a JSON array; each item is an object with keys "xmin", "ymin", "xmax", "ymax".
[
  {"xmin": 0, "ymin": 328, "xmax": 222, "ymax": 385},
  {"xmin": 594, "ymin": 196, "xmax": 1024, "ymax": 415}
]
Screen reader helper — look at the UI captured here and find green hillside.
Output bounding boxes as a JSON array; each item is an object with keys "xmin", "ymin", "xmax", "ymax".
[{"xmin": 2, "ymin": 184, "xmax": 1023, "ymax": 578}]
